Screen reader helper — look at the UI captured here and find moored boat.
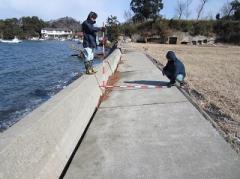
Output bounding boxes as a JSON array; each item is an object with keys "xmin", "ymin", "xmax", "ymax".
[{"xmin": 0, "ymin": 37, "xmax": 22, "ymax": 43}]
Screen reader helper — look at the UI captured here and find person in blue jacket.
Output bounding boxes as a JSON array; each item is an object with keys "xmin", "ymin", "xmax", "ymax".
[
  {"xmin": 82, "ymin": 12, "xmax": 105, "ymax": 74},
  {"xmin": 162, "ymin": 51, "xmax": 186, "ymax": 87}
]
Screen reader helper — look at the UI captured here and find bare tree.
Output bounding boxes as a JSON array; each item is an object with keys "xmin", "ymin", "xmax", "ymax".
[
  {"xmin": 124, "ymin": 10, "xmax": 133, "ymax": 22},
  {"xmin": 184, "ymin": 0, "xmax": 193, "ymax": 19},
  {"xmin": 175, "ymin": 0, "xmax": 186, "ymax": 19},
  {"xmin": 221, "ymin": 0, "xmax": 234, "ymax": 18},
  {"xmin": 196, "ymin": 0, "xmax": 209, "ymax": 20}
]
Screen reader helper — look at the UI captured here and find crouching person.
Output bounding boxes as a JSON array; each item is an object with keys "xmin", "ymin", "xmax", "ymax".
[
  {"xmin": 82, "ymin": 11, "xmax": 105, "ymax": 74},
  {"xmin": 162, "ymin": 51, "xmax": 186, "ymax": 87}
]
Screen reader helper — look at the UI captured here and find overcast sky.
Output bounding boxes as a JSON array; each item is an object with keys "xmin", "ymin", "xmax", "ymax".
[{"xmin": 0, "ymin": 0, "xmax": 228, "ymax": 25}]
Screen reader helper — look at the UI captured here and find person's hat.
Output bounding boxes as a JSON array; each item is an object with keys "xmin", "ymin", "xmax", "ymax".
[{"xmin": 88, "ymin": 11, "xmax": 98, "ymax": 19}]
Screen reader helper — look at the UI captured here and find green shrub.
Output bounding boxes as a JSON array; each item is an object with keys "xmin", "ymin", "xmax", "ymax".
[
  {"xmin": 214, "ymin": 20, "xmax": 240, "ymax": 44},
  {"xmin": 120, "ymin": 19, "xmax": 240, "ymax": 44},
  {"xmin": 121, "ymin": 23, "xmax": 138, "ymax": 37}
]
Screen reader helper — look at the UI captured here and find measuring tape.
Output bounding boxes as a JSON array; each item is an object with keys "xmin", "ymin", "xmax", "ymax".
[{"xmin": 99, "ymin": 85, "xmax": 162, "ymax": 89}]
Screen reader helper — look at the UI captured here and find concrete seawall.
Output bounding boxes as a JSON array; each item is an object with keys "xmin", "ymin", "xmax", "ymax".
[
  {"xmin": 0, "ymin": 49, "xmax": 121, "ymax": 179},
  {"xmin": 64, "ymin": 50, "xmax": 240, "ymax": 179}
]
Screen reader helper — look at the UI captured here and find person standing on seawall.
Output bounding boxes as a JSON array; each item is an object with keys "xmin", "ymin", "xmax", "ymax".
[{"xmin": 82, "ymin": 11, "xmax": 106, "ymax": 74}]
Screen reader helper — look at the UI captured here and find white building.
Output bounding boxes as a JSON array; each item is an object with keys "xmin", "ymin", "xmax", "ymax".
[{"xmin": 41, "ymin": 28, "xmax": 73, "ymax": 39}]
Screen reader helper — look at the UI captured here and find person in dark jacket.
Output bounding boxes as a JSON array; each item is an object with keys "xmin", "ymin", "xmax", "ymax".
[
  {"xmin": 162, "ymin": 51, "xmax": 186, "ymax": 87},
  {"xmin": 82, "ymin": 11, "xmax": 105, "ymax": 74}
]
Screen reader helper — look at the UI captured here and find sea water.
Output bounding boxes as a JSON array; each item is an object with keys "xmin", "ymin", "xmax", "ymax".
[{"xmin": 0, "ymin": 40, "xmax": 102, "ymax": 132}]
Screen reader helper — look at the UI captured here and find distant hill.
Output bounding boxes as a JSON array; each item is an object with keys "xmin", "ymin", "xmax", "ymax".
[{"xmin": 47, "ymin": 17, "xmax": 82, "ymax": 32}]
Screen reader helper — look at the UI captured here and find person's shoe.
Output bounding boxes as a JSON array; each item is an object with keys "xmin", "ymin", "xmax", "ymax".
[
  {"xmin": 167, "ymin": 82, "xmax": 175, "ymax": 88},
  {"xmin": 91, "ymin": 68, "xmax": 97, "ymax": 73},
  {"xmin": 180, "ymin": 81, "xmax": 185, "ymax": 87},
  {"xmin": 86, "ymin": 69, "xmax": 94, "ymax": 75}
]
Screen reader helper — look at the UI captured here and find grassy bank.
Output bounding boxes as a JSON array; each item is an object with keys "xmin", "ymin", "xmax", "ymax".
[{"xmin": 120, "ymin": 20, "xmax": 240, "ymax": 44}]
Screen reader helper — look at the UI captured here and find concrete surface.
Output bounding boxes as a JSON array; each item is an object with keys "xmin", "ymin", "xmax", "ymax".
[
  {"xmin": 0, "ymin": 49, "xmax": 121, "ymax": 179},
  {"xmin": 64, "ymin": 51, "xmax": 240, "ymax": 179}
]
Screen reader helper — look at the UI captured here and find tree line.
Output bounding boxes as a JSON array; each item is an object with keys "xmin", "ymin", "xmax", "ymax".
[
  {"xmin": 107, "ymin": 0, "xmax": 240, "ymax": 44},
  {"xmin": 126, "ymin": 0, "xmax": 240, "ymax": 21},
  {"xmin": 1, "ymin": 0, "xmax": 239, "ymax": 43},
  {"xmin": 0, "ymin": 16, "xmax": 82, "ymax": 40},
  {"xmin": 0, "ymin": 16, "xmax": 46, "ymax": 39}
]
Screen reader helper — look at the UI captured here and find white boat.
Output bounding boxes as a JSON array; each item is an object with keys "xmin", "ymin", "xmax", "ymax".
[
  {"xmin": 0, "ymin": 37, "xmax": 22, "ymax": 43},
  {"xmin": 29, "ymin": 37, "xmax": 39, "ymax": 41},
  {"xmin": 29, "ymin": 37, "xmax": 46, "ymax": 41}
]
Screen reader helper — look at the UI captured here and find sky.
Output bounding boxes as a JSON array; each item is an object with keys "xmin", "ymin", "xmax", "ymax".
[{"xmin": 0, "ymin": 0, "xmax": 228, "ymax": 25}]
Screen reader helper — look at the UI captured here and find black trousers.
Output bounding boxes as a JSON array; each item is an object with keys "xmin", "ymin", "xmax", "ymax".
[{"xmin": 164, "ymin": 71, "xmax": 176, "ymax": 84}]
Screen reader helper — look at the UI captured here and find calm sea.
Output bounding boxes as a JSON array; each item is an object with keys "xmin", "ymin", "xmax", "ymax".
[{"xmin": 0, "ymin": 40, "xmax": 102, "ymax": 132}]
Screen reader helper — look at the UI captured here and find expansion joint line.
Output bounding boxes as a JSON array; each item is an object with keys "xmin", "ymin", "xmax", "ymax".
[{"xmin": 100, "ymin": 100, "xmax": 189, "ymax": 109}]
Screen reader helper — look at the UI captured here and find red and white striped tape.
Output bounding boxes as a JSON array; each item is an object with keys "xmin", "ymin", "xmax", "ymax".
[
  {"xmin": 102, "ymin": 60, "xmax": 106, "ymax": 87},
  {"xmin": 99, "ymin": 85, "xmax": 162, "ymax": 89},
  {"xmin": 100, "ymin": 55, "xmax": 161, "ymax": 89}
]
